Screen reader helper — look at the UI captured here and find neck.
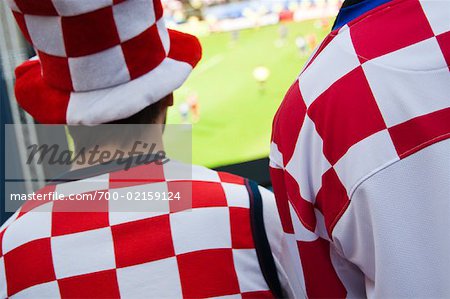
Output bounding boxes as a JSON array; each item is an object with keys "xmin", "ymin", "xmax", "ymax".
[{"xmin": 70, "ymin": 132, "xmax": 165, "ymax": 171}]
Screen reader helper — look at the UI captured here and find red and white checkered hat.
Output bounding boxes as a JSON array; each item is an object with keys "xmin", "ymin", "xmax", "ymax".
[{"xmin": 7, "ymin": 0, "xmax": 202, "ymax": 125}]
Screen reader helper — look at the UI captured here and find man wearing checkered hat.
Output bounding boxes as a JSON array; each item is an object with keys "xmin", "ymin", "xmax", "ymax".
[
  {"xmin": 270, "ymin": 0, "xmax": 450, "ymax": 298},
  {"xmin": 0, "ymin": 0, "xmax": 303, "ymax": 298}
]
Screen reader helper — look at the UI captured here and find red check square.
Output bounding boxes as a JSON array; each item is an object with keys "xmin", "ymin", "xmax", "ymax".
[
  {"xmin": 14, "ymin": 0, "xmax": 58, "ymax": 15},
  {"xmin": 308, "ymin": 66, "xmax": 387, "ymax": 165},
  {"xmin": 191, "ymin": 181, "xmax": 227, "ymax": 208},
  {"xmin": 112, "ymin": 214, "xmax": 175, "ymax": 268},
  {"xmin": 350, "ymin": 0, "xmax": 434, "ymax": 61},
  {"xmin": 153, "ymin": 0, "xmax": 163, "ymax": 20},
  {"xmin": 219, "ymin": 172, "xmax": 245, "ymax": 185},
  {"xmin": 177, "ymin": 249, "xmax": 240, "ymax": 298},
  {"xmin": 0, "ymin": 230, "xmax": 5, "ymax": 257},
  {"xmin": 269, "ymin": 167, "xmax": 295, "ymax": 234},
  {"xmin": 109, "ymin": 162, "xmax": 165, "ymax": 189},
  {"xmin": 436, "ymin": 32, "xmax": 450, "ymax": 71},
  {"xmin": 388, "ymin": 107, "xmax": 450, "ymax": 158},
  {"xmin": 38, "ymin": 51, "xmax": 73, "ymax": 91},
  {"xmin": 230, "ymin": 207, "xmax": 254, "ymax": 249},
  {"xmin": 62, "ymin": 6, "xmax": 120, "ymax": 57},
  {"xmin": 122, "ymin": 24, "xmax": 165, "ymax": 79},
  {"xmin": 58, "ymin": 269, "xmax": 120, "ymax": 298},
  {"xmin": 18, "ymin": 184, "xmax": 56, "ymax": 217},
  {"xmin": 314, "ymin": 168, "xmax": 350, "ymax": 237},
  {"xmin": 297, "ymin": 238, "xmax": 346, "ymax": 298},
  {"xmin": 272, "ymin": 80, "xmax": 307, "ymax": 164},
  {"xmin": 168, "ymin": 181, "xmax": 192, "ymax": 213},
  {"xmin": 285, "ymin": 172, "xmax": 316, "ymax": 231},
  {"xmin": 52, "ymin": 193, "xmax": 109, "ymax": 236},
  {"xmin": 4, "ymin": 238, "xmax": 56, "ymax": 296},
  {"xmin": 242, "ymin": 290, "xmax": 274, "ymax": 299}
]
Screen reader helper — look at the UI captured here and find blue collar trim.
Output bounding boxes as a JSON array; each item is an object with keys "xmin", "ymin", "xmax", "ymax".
[{"xmin": 332, "ymin": 0, "xmax": 392, "ymax": 30}]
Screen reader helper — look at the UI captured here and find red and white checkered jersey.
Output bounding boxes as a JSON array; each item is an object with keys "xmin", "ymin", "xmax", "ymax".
[
  {"xmin": 0, "ymin": 161, "xmax": 302, "ymax": 298},
  {"xmin": 270, "ymin": 0, "xmax": 450, "ymax": 297}
]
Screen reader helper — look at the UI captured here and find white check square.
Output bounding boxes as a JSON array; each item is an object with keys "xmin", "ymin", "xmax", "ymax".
[
  {"xmin": 108, "ymin": 182, "xmax": 170, "ymax": 216},
  {"xmin": 51, "ymin": 227, "xmax": 116, "ymax": 279},
  {"xmin": 223, "ymin": 183, "xmax": 249, "ymax": 208},
  {"xmin": 299, "ymin": 27, "xmax": 360, "ymax": 106},
  {"xmin": 362, "ymin": 37, "xmax": 450, "ymax": 127},
  {"xmin": 232, "ymin": 249, "xmax": 269, "ymax": 293},
  {"xmin": 334, "ymin": 129, "xmax": 399, "ymax": 196},
  {"xmin": 191, "ymin": 165, "xmax": 221, "ymax": 182},
  {"xmin": 25, "ymin": 15, "xmax": 66, "ymax": 56},
  {"xmin": 10, "ymin": 281, "xmax": 60, "ymax": 299},
  {"xmin": 55, "ymin": 174, "xmax": 109, "ymax": 198},
  {"xmin": 2, "ymin": 203, "xmax": 53, "ymax": 254},
  {"xmin": 113, "ymin": 0, "xmax": 156, "ymax": 41},
  {"xmin": 420, "ymin": 0, "xmax": 450, "ymax": 35},
  {"xmin": 53, "ymin": 0, "xmax": 113, "ymax": 16},
  {"xmin": 69, "ymin": 46, "xmax": 130, "ymax": 91},
  {"xmin": 170, "ymin": 207, "xmax": 231, "ymax": 254},
  {"xmin": 285, "ymin": 115, "xmax": 331, "ymax": 203},
  {"xmin": 117, "ymin": 257, "xmax": 182, "ymax": 298}
]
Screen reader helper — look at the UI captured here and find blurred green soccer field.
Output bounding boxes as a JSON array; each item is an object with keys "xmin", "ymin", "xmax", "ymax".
[{"xmin": 167, "ymin": 19, "xmax": 331, "ymax": 167}]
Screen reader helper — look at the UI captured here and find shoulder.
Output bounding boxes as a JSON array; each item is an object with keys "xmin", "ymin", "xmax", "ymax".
[
  {"xmin": 180, "ymin": 164, "xmax": 283, "ymax": 240},
  {"xmin": 189, "ymin": 163, "xmax": 269, "ymax": 210},
  {"xmin": 190, "ymin": 164, "xmax": 280, "ymax": 214},
  {"xmin": 274, "ymin": 0, "xmax": 449, "ymax": 189},
  {"xmin": 0, "ymin": 202, "xmax": 53, "ymax": 298}
]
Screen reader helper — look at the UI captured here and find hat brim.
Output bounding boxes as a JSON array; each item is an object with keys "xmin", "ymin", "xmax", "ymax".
[{"xmin": 14, "ymin": 29, "xmax": 202, "ymax": 125}]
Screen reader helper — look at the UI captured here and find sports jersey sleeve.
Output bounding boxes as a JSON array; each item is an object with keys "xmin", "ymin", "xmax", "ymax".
[
  {"xmin": 269, "ymin": 81, "xmax": 349, "ymax": 298},
  {"xmin": 259, "ymin": 185, "xmax": 306, "ymax": 299},
  {"xmin": 332, "ymin": 138, "xmax": 450, "ymax": 298}
]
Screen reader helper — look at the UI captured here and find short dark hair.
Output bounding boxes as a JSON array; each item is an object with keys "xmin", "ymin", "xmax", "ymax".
[
  {"xmin": 107, "ymin": 99, "xmax": 165, "ymax": 125},
  {"xmin": 68, "ymin": 100, "xmax": 165, "ymax": 151}
]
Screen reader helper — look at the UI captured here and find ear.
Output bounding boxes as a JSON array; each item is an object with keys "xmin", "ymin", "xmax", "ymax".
[{"xmin": 162, "ymin": 93, "xmax": 174, "ymax": 107}]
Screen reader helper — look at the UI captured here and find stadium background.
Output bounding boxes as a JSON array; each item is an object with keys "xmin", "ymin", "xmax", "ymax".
[
  {"xmin": 0, "ymin": 0, "xmax": 341, "ymax": 223},
  {"xmin": 166, "ymin": 1, "xmax": 337, "ymax": 168}
]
